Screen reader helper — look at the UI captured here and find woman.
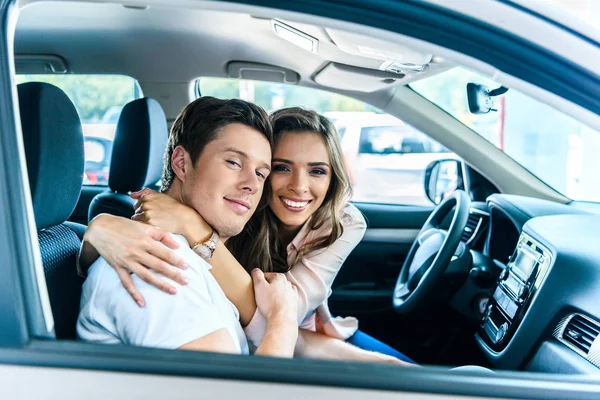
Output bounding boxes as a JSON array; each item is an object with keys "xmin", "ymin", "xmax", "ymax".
[{"xmin": 80, "ymin": 107, "xmax": 414, "ymax": 364}]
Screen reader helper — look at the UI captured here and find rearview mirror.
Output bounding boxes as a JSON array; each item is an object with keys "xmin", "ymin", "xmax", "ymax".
[
  {"xmin": 466, "ymin": 83, "xmax": 508, "ymax": 115},
  {"xmin": 424, "ymin": 159, "xmax": 464, "ymax": 205}
]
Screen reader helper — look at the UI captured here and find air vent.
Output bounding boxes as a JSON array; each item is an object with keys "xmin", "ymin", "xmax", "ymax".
[
  {"xmin": 562, "ymin": 315, "xmax": 600, "ymax": 354},
  {"xmin": 461, "ymin": 213, "xmax": 481, "ymax": 243}
]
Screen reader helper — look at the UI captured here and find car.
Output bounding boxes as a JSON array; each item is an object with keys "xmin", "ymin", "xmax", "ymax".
[
  {"xmin": 332, "ymin": 113, "xmax": 454, "ymax": 205},
  {"xmin": 82, "ymin": 135, "xmax": 112, "ymax": 186},
  {"xmin": 3, "ymin": 0, "xmax": 600, "ymax": 399}
]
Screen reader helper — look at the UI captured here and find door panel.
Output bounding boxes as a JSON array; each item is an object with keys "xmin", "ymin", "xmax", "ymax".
[
  {"xmin": 330, "ymin": 202, "xmax": 432, "ymax": 315},
  {"xmin": 330, "ymin": 202, "xmax": 448, "ymax": 362},
  {"xmin": 331, "ymin": 202, "xmax": 480, "ymax": 365}
]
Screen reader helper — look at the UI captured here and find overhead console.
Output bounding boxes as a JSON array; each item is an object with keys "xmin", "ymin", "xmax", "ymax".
[{"xmin": 479, "ymin": 233, "xmax": 552, "ymax": 352}]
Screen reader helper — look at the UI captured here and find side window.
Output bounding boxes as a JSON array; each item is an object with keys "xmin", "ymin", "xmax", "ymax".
[
  {"xmin": 198, "ymin": 78, "xmax": 458, "ymax": 206},
  {"xmin": 16, "ymin": 74, "xmax": 141, "ymax": 186}
]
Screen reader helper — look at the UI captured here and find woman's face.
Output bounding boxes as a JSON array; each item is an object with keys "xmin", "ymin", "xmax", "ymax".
[{"xmin": 269, "ymin": 131, "xmax": 332, "ymax": 232}]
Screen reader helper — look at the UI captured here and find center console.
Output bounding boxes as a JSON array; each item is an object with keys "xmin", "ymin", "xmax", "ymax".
[{"xmin": 479, "ymin": 233, "xmax": 552, "ymax": 351}]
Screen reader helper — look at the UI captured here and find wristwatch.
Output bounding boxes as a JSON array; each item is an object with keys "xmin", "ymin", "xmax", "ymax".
[{"xmin": 192, "ymin": 230, "xmax": 219, "ymax": 261}]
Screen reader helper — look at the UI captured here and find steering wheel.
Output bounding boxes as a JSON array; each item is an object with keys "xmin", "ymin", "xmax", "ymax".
[{"xmin": 393, "ymin": 190, "xmax": 471, "ymax": 314}]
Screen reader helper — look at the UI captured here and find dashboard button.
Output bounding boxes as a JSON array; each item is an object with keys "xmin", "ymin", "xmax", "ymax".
[
  {"xmin": 496, "ymin": 322, "xmax": 509, "ymax": 343},
  {"xmin": 505, "ymin": 301, "xmax": 518, "ymax": 318},
  {"xmin": 518, "ymin": 285, "xmax": 530, "ymax": 300},
  {"xmin": 493, "ymin": 287, "xmax": 505, "ymax": 303}
]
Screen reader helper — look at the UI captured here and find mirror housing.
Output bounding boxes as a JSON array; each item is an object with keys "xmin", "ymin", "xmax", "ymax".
[
  {"xmin": 424, "ymin": 159, "xmax": 464, "ymax": 205},
  {"xmin": 466, "ymin": 83, "xmax": 494, "ymax": 114},
  {"xmin": 466, "ymin": 83, "xmax": 508, "ymax": 114}
]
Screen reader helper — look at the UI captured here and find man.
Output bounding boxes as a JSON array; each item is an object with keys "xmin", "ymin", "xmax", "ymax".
[{"xmin": 77, "ymin": 97, "xmax": 298, "ymax": 357}]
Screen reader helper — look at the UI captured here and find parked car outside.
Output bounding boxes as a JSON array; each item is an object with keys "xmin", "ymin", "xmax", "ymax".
[
  {"xmin": 331, "ymin": 113, "xmax": 455, "ymax": 205},
  {"xmin": 81, "ymin": 123, "xmax": 115, "ymax": 186}
]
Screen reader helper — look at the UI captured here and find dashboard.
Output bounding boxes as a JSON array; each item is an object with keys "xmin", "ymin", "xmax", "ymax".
[{"xmin": 470, "ymin": 194, "xmax": 600, "ymax": 374}]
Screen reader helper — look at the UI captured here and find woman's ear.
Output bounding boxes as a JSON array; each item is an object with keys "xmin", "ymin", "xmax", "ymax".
[{"xmin": 171, "ymin": 146, "xmax": 189, "ymax": 182}]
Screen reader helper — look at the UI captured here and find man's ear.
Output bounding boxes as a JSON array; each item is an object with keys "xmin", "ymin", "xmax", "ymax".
[{"xmin": 171, "ymin": 146, "xmax": 190, "ymax": 182}]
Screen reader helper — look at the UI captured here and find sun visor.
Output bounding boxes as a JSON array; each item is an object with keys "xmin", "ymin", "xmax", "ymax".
[
  {"xmin": 326, "ymin": 28, "xmax": 433, "ymax": 65},
  {"xmin": 313, "ymin": 62, "xmax": 402, "ymax": 92},
  {"xmin": 226, "ymin": 61, "xmax": 299, "ymax": 84}
]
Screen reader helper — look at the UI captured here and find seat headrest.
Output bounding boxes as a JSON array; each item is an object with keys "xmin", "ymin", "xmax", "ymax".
[
  {"xmin": 18, "ymin": 82, "xmax": 84, "ymax": 230},
  {"xmin": 108, "ymin": 98, "xmax": 168, "ymax": 192}
]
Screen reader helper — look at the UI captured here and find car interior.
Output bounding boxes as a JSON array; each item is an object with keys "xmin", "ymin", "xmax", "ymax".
[{"xmin": 9, "ymin": 0, "xmax": 600, "ymax": 379}]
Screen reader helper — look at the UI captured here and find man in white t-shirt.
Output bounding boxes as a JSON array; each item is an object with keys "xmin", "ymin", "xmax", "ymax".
[{"xmin": 77, "ymin": 97, "xmax": 298, "ymax": 356}]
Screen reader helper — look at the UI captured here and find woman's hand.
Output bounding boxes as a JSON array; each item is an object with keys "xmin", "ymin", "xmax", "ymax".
[
  {"xmin": 83, "ymin": 214, "xmax": 189, "ymax": 307},
  {"xmin": 131, "ymin": 188, "xmax": 213, "ymax": 245}
]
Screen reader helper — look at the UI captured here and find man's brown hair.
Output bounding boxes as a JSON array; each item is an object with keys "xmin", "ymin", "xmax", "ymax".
[{"xmin": 161, "ymin": 96, "xmax": 273, "ymax": 191}]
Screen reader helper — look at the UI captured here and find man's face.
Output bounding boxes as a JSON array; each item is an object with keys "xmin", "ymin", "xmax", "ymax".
[{"xmin": 180, "ymin": 123, "xmax": 271, "ymax": 240}]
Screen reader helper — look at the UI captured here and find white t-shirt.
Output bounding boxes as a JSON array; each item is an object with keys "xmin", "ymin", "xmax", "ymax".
[{"xmin": 76, "ymin": 234, "xmax": 249, "ymax": 354}]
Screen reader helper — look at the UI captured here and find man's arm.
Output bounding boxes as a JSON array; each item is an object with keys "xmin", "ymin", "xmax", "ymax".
[
  {"xmin": 178, "ymin": 329, "xmax": 239, "ymax": 353},
  {"xmin": 254, "ymin": 309, "xmax": 297, "ymax": 357},
  {"xmin": 250, "ymin": 269, "xmax": 298, "ymax": 357},
  {"xmin": 295, "ymin": 329, "xmax": 413, "ymax": 366},
  {"xmin": 178, "ymin": 269, "xmax": 298, "ymax": 357}
]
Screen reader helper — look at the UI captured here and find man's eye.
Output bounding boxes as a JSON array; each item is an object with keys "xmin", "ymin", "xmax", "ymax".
[
  {"xmin": 256, "ymin": 171, "xmax": 267, "ymax": 180},
  {"xmin": 227, "ymin": 160, "xmax": 241, "ymax": 168}
]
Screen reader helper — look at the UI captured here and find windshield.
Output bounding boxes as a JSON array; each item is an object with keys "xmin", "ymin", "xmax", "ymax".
[{"xmin": 411, "ymin": 67, "xmax": 600, "ymax": 202}]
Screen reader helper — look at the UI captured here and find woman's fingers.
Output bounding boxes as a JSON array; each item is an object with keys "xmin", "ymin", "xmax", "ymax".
[
  {"xmin": 131, "ymin": 187, "xmax": 155, "ymax": 199},
  {"xmin": 138, "ymin": 251, "xmax": 188, "ymax": 285},
  {"xmin": 129, "ymin": 261, "xmax": 179, "ymax": 295},
  {"xmin": 153, "ymin": 230, "xmax": 181, "ymax": 251},
  {"xmin": 143, "ymin": 229, "xmax": 186, "ymax": 267},
  {"xmin": 115, "ymin": 265, "xmax": 145, "ymax": 307},
  {"xmin": 153, "ymin": 244, "xmax": 188, "ymax": 269}
]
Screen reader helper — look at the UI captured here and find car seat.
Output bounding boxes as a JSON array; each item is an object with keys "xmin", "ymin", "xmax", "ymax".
[
  {"xmin": 88, "ymin": 97, "xmax": 168, "ymax": 222},
  {"xmin": 18, "ymin": 82, "xmax": 86, "ymax": 339}
]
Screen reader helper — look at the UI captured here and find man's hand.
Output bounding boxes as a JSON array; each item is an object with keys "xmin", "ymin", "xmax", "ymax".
[
  {"xmin": 252, "ymin": 269, "xmax": 298, "ymax": 322},
  {"xmin": 251, "ymin": 269, "xmax": 299, "ymax": 357}
]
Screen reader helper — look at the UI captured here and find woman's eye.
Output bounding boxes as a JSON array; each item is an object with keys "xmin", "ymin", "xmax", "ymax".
[
  {"xmin": 273, "ymin": 164, "xmax": 289, "ymax": 172},
  {"xmin": 311, "ymin": 168, "xmax": 327, "ymax": 176}
]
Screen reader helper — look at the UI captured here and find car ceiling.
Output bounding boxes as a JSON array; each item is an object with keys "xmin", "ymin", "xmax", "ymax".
[
  {"xmin": 14, "ymin": 2, "xmax": 452, "ymax": 88},
  {"xmin": 11, "ymin": 0, "xmax": 577, "ymax": 204}
]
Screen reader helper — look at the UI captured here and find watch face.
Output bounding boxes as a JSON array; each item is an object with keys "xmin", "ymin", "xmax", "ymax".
[{"xmin": 195, "ymin": 245, "xmax": 212, "ymax": 260}]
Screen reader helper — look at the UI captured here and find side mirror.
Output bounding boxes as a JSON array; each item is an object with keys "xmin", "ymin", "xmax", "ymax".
[{"xmin": 424, "ymin": 159, "xmax": 464, "ymax": 205}]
